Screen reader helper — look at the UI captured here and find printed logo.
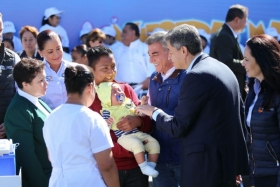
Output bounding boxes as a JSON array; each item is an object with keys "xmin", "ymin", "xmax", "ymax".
[{"xmin": 46, "ymin": 76, "xmax": 53, "ymax": 82}]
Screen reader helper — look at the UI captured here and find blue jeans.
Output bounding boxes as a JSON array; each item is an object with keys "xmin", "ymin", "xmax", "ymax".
[{"xmin": 153, "ymin": 163, "xmax": 181, "ymax": 187}]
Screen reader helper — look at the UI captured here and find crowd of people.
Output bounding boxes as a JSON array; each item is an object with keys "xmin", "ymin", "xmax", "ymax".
[{"xmin": 1, "ymin": 3, "xmax": 280, "ymax": 187}]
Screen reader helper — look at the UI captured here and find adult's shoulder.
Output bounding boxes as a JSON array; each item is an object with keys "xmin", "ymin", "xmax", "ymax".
[
  {"xmin": 80, "ymin": 106, "xmax": 106, "ymax": 124},
  {"xmin": 6, "ymin": 93, "xmax": 34, "ymax": 113},
  {"xmin": 39, "ymin": 24, "xmax": 52, "ymax": 32},
  {"xmin": 63, "ymin": 60, "xmax": 77, "ymax": 66}
]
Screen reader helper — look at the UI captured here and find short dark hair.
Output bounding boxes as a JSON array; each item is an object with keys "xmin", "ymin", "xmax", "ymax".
[
  {"xmin": 225, "ymin": 4, "xmax": 248, "ymax": 22},
  {"xmin": 72, "ymin": 44, "xmax": 88, "ymax": 57},
  {"xmin": 87, "ymin": 45, "xmax": 113, "ymax": 70},
  {"xmin": 37, "ymin": 30, "xmax": 60, "ymax": 51},
  {"xmin": 64, "ymin": 65, "xmax": 94, "ymax": 96},
  {"xmin": 13, "ymin": 58, "xmax": 45, "ymax": 89},
  {"xmin": 2, "ymin": 38, "xmax": 14, "ymax": 49},
  {"xmin": 165, "ymin": 24, "xmax": 202, "ymax": 55},
  {"xmin": 246, "ymin": 34, "xmax": 280, "ymax": 109},
  {"xmin": 86, "ymin": 28, "xmax": 106, "ymax": 48},
  {"xmin": 125, "ymin": 22, "xmax": 140, "ymax": 37}
]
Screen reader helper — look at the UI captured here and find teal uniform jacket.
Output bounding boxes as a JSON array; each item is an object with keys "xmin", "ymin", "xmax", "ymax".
[{"xmin": 4, "ymin": 92, "xmax": 52, "ymax": 187}]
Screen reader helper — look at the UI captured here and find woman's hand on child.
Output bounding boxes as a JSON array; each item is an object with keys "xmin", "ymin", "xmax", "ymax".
[{"xmin": 117, "ymin": 116, "xmax": 142, "ymax": 132}]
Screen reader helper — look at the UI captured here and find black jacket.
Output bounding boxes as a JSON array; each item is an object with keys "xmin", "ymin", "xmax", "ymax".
[
  {"xmin": 0, "ymin": 43, "xmax": 17, "ymax": 125},
  {"xmin": 18, "ymin": 50, "xmax": 43, "ymax": 61},
  {"xmin": 210, "ymin": 24, "xmax": 246, "ymax": 100},
  {"xmin": 245, "ymin": 79, "xmax": 280, "ymax": 186},
  {"xmin": 156, "ymin": 54, "xmax": 249, "ymax": 187}
]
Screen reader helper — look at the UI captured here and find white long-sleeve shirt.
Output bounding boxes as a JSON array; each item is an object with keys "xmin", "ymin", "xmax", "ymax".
[{"xmin": 114, "ymin": 39, "xmax": 155, "ymax": 84}]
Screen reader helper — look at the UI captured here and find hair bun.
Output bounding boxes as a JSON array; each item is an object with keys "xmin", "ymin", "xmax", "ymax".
[{"xmin": 65, "ymin": 66, "xmax": 77, "ymax": 80}]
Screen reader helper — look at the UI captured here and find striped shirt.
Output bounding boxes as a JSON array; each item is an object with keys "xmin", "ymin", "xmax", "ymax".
[{"xmin": 102, "ymin": 110, "xmax": 138, "ymax": 138}]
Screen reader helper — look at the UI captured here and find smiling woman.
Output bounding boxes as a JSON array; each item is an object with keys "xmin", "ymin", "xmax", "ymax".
[
  {"xmin": 4, "ymin": 58, "xmax": 52, "ymax": 187},
  {"xmin": 87, "ymin": 46, "xmax": 152, "ymax": 187},
  {"xmin": 39, "ymin": 7, "xmax": 69, "ymax": 53},
  {"xmin": 37, "ymin": 30, "xmax": 74, "ymax": 109},
  {"xmin": 242, "ymin": 34, "xmax": 280, "ymax": 187}
]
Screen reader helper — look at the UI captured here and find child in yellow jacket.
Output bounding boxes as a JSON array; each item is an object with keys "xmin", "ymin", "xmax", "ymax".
[{"xmin": 96, "ymin": 82, "xmax": 160, "ymax": 177}]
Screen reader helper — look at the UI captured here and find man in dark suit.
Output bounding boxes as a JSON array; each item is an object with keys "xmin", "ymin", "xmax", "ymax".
[
  {"xmin": 210, "ymin": 4, "xmax": 248, "ymax": 100},
  {"xmin": 136, "ymin": 24, "xmax": 248, "ymax": 187}
]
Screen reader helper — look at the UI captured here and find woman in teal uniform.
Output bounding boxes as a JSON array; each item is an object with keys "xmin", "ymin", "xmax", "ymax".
[{"xmin": 4, "ymin": 58, "xmax": 52, "ymax": 187}]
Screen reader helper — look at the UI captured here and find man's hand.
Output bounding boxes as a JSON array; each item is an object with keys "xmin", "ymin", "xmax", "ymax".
[
  {"xmin": 236, "ymin": 175, "xmax": 242, "ymax": 185},
  {"xmin": 135, "ymin": 105, "xmax": 156, "ymax": 117},
  {"xmin": 0, "ymin": 123, "xmax": 6, "ymax": 138},
  {"xmin": 116, "ymin": 116, "xmax": 142, "ymax": 132}
]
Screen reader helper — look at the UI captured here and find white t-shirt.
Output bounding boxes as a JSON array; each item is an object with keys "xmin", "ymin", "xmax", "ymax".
[
  {"xmin": 43, "ymin": 104, "xmax": 113, "ymax": 187},
  {"xmin": 39, "ymin": 24, "xmax": 69, "ymax": 47}
]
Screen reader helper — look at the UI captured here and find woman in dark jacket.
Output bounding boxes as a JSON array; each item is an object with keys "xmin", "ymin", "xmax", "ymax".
[
  {"xmin": 242, "ymin": 34, "xmax": 280, "ymax": 187},
  {"xmin": 18, "ymin": 26, "xmax": 43, "ymax": 61}
]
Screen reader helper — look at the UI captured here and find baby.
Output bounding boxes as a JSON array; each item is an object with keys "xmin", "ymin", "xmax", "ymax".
[{"xmin": 96, "ymin": 82, "xmax": 160, "ymax": 177}]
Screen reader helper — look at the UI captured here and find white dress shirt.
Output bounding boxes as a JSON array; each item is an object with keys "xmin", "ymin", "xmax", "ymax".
[
  {"xmin": 106, "ymin": 40, "xmax": 123, "ymax": 57},
  {"xmin": 114, "ymin": 39, "xmax": 155, "ymax": 84},
  {"xmin": 18, "ymin": 89, "xmax": 50, "ymax": 116},
  {"xmin": 40, "ymin": 59, "xmax": 73, "ymax": 109}
]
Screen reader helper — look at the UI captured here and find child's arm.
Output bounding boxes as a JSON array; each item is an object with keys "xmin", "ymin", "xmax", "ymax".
[{"xmin": 102, "ymin": 110, "xmax": 114, "ymax": 127}]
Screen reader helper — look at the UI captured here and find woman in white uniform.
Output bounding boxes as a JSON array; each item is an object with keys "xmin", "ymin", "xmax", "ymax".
[
  {"xmin": 39, "ymin": 7, "xmax": 69, "ymax": 53},
  {"xmin": 37, "ymin": 30, "xmax": 73, "ymax": 109},
  {"xmin": 43, "ymin": 64, "xmax": 120, "ymax": 187}
]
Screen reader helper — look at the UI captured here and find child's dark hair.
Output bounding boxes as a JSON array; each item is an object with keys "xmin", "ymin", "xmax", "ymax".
[
  {"xmin": 87, "ymin": 45, "xmax": 113, "ymax": 70},
  {"xmin": 64, "ymin": 65, "xmax": 94, "ymax": 96},
  {"xmin": 72, "ymin": 44, "xmax": 88, "ymax": 57}
]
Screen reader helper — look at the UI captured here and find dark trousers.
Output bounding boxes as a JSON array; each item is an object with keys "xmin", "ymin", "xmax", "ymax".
[
  {"xmin": 254, "ymin": 175, "xmax": 277, "ymax": 187},
  {"xmin": 118, "ymin": 167, "xmax": 149, "ymax": 187}
]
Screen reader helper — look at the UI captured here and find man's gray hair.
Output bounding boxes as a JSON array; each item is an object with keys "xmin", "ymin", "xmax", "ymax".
[
  {"xmin": 145, "ymin": 31, "xmax": 168, "ymax": 51},
  {"xmin": 165, "ymin": 24, "xmax": 202, "ymax": 55}
]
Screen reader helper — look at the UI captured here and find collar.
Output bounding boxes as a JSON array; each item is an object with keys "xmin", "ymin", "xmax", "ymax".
[
  {"xmin": 225, "ymin": 23, "xmax": 238, "ymax": 39},
  {"xmin": 162, "ymin": 67, "xmax": 176, "ymax": 81},
  {"xmin": 152, "ymin": 69, "xmax": 182, "ymax": 84},
  {"xmin": 18, "ymin": 88, "xmax": 39, "ymax": 105},
  {"xmin": 186, "ymin": 52, "xmax": 203, "ymax": 73},
  {"xmin": 44, "ymin": 59, "xmax": 64, "ymax": 72},
  {"xmin": 253, "ymin": 79, "xmax": 261, "ymax": 95},
  {"xmin": 21, "ymin": 49, "xmax": 39, "ymax": 58}
]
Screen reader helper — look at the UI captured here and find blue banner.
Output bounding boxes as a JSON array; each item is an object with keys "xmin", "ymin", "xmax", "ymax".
[{"xmin": 1, "ymin": 0, "xmax": 280, "ymax": 49}]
